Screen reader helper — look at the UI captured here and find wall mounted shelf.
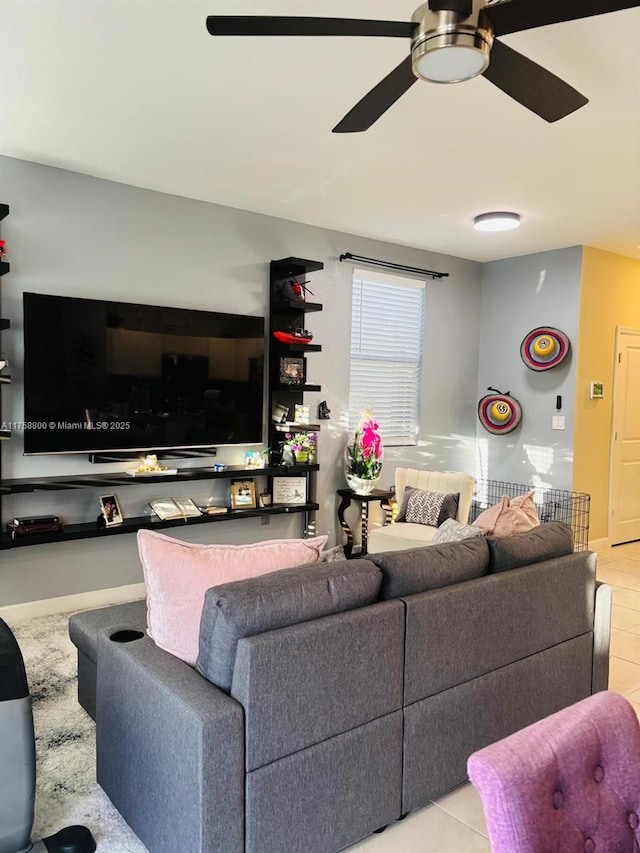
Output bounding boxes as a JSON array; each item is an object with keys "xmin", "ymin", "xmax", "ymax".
[
  {"xmin": 274, "ymin": 422, "xmax": 321, "ymax": 433},
  {"xmin": 275, "ymin": 300, "xmax": 323, "ymax": 315},
  {"xmin": 281, "ymin": 343, "xmax": 322, "ymax": 353},
  {"xmin": 1, "ymin": 501, "xmax": 320, "ymax": 550},
  {"xmin": 2, "ymin": 463, "xmax": 319, "ymax": 494},
  {"xmin": 1, "ymin": 463, "xmax": 320, "ymax": 548}
]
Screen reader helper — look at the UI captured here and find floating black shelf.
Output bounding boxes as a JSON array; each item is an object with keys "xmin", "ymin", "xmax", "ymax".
[
  {"xmin": 271, "ymin": 257, "xmax": 324, "ymax": 278},
  {"xmin": 0, "ymin": 262, "xmax": 9, "ymax": 278},
  {"xmin": 0, "ymin": 501, "xmax": 321, "ymax": 549},
  {"xmin": 0, "ymin": 375, "xmax": 11, "ymax": 385},
  {"xmin": 0, "ymin": 205, "xmax": 8, "ymax": 222},
  {"xmin": 0, "ymin": 430, "xmax": 10, "ymax": 440},
  {"xmin": 274, "ymin": 422, "xmax": 321, "ymax": 432},
  {"xmin": 273, "ymin": 300, "xmax": 323, "ymax": 314},
  {"xmin": 278, "ymin": 383, "xmax": 322, "ymax": 393},
  {"xmin": 279, "ymin": 342, "xmax": 322, "ymax": 353},
  {"xmin": 0, "ymin": 319, "xmax": 9, "ymax": 331},
  {"xmin": 1, "ymin": 463, "xmax": 319, "ymax": 494}
]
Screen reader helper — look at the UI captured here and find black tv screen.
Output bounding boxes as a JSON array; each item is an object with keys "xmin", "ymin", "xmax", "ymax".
[{"xmin": 23, "ymin": 293, "xmax": 265, "ymax": 455}]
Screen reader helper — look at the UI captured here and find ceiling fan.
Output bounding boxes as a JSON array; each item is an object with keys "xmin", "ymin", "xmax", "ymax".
[{"xmin": 206, "ymin": 0, "xmax": 638, "ymax": 132}]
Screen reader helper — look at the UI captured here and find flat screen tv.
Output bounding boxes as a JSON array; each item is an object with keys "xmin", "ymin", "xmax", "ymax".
[{"xmin": 23, "ymin": 293, "xmax": 265, "ymax": 455}]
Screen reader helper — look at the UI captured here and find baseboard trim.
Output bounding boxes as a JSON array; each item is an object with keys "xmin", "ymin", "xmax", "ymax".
[
  {"xmin": 0, "ymin": 582, "xmax": 146, "ymax": 624},
  {"xmin": 589, "ymin": 537, "xmax": 611, "ymax": 551}
]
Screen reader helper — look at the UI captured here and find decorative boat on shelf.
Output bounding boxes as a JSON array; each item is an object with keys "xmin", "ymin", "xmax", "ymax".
[{"xmin": 273, "ymin": 328, "xmax": 314, "ymax": 345}]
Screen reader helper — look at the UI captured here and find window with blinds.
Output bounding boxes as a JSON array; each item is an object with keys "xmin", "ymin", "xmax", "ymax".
[{"xmin": 349, "ymin": 268, "xmax": 425, "ymax": 446}]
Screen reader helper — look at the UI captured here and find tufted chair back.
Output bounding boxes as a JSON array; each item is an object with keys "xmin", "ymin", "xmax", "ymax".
[{"xmin": 467, "ymin": 691, "xmax": 640, "ymax": 853}]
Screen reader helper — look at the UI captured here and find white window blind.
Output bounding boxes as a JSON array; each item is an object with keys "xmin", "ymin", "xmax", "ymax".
[{"xmin": 349, "ymin": 269, "xmax": 425, "ymax": 446}]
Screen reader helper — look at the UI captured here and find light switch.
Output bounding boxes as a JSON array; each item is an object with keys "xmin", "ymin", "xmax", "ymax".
[{"xmin": 552, "ymin": 416, "xmax": 565, "ymax": 430}]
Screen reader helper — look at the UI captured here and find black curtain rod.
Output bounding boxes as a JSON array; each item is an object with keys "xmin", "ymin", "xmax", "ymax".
[{"xmin": 339, "ymin": 253, "xmax": 448, "ymax": 280}]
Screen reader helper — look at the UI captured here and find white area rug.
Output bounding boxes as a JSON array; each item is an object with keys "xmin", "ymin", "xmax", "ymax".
[{"xmin": 10, "ymin": 612, "xmax": 147, "ymax": 852}]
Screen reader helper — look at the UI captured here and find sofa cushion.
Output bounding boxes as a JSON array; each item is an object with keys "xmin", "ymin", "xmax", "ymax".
[
  {"xmin": 138, "ymin": 530, "xmax": 328, "ymax": 666},
  {"xmin": 430, "ymin": 518, "xmax": 487, "ymax": 544},
  {"xmin": 487, "ymin": 521, "xmax": 574, "ymax": 573},
  {"xmin": 396, "ymin": 486, "xmax": 459, "ymax": 527},
  {"xmin": 196, "ymin": 559, "xmax": 382, "ymax": 692},
  {"xmin": 368, "ymin": 522, "xmax": 438, "ymax": 553},
  {"xmin": 473, "ymin": 495, "xmax": 539, "ymax": 537},
  {"xmin": 369, "ymin": 538, "xmax": 490, "ymax": 599}
]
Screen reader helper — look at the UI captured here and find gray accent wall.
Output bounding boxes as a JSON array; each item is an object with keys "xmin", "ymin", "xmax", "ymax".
[
  {"xmin": 477, "ymin": 247, "xmax": 583, "ymax": 491},
  {"xmin": 0, "ymin": 156, "xmax": 482, "ymax": 606}
]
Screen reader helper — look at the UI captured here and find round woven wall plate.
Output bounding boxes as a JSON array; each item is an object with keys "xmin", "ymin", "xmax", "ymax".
[
  {"xmin": 478, "ymin": 393, "xmax": 522, "ymax": 435},
  {"xmin": 520, "ymin": 327, "xmax": 570, "ymax": 371}
]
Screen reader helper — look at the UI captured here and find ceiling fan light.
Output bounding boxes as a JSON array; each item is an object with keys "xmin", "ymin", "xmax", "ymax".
[
  {"xmin": 474, "ymin": 212, "xmax": 521, "ymax": 232},
  {"xmin": 412, "ymin": 31, "xmax": 490, "ymax": 83}
]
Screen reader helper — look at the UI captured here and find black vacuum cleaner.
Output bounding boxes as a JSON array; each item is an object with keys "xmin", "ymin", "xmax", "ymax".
[{"xmin": 0, "ymin": 616, "xmax": 96, "ymax": 853}]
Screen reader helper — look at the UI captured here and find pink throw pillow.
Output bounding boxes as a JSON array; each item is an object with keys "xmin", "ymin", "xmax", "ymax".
[
  {"xmin": 138, "ymin": 530, "xmax": 328, "ymax": 665},
  {"xmin": 473, "ymin": 495, "xmax": 539, "ymax": 537},
  {"xmin": 473, "ymin": 496, "xmax": 509, "ymax": 535},
  {"xmin": 510, "ymin": 491, "xmax": 540, "ymax": 526}
]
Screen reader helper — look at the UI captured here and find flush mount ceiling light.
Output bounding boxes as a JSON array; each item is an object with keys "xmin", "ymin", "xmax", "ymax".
[
  {"xmin": 473, "ymin": 212, "xmax": 521, "ymax": 232},
  {"xmin": 411, "ymin": 7, "xmax": 493, "ymax": 84}
]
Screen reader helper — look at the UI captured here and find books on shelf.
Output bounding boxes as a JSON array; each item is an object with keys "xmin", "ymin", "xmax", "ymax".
[{"xmin": 149, "ymin": 497, "xmax": 202, "ymax": 521}]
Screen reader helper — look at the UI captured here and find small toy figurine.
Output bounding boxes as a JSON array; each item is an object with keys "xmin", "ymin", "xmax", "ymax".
[
  {"xmin": 280, "ymin": 278, "xmax": 314, "ymax": 303},
  {"xmin": 318, "ymin": 400, "xmax": 331, "ymax": 420},
  {"xmin": 0, "ymin": 240, "xmax": 6, "ymax": 260}
]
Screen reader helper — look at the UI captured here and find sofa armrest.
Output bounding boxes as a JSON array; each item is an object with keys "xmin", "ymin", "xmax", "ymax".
[
  {"xmin": 96, "ymin": 631, "xmax": 244, "ymax": 853},
  {"xmin": 593, "ymin": 580, "xmax": 612, "ymax": 694}
]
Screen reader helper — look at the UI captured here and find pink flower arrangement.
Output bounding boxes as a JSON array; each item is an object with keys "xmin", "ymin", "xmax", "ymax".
[
  {"xmin": 346, "ymin": 410, "xmax": 383, "ymax": 481},
  {"xmin": 284, "ymin": 431, "xmax": 316, "ymax": 453}
]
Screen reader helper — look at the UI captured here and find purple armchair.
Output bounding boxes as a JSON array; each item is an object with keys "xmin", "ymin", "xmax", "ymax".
[{"xmin": 467, "ymin": 691, "xmax": 640, "ymax": 852}]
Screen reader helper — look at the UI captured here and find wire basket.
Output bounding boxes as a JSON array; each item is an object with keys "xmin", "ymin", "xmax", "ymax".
[{"xmin": 469, "ymin": 480, "xmax": 591, "ymax": 551}]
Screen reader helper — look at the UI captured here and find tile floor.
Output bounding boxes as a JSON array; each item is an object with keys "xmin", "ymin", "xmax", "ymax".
[{"xmin": 347, "ymin": 541, "xmax": 639, "ymax": 852}]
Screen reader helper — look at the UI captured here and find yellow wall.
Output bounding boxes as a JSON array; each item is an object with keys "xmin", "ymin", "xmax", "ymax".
[{"xmin": 574, "ymin": 247, "xmax": 640, "ymax": 540}]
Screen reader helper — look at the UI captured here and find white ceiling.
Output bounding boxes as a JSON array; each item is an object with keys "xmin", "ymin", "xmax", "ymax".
[{"xmin": 1, "ymin": 0, "xmax": 639, "ymax": 263}]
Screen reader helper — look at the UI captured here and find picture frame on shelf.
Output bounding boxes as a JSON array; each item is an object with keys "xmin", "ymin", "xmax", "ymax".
[
  {"xmin": 244, "ymin": 450, "xmax": 265, "ymax": 469},
  {"xmin": 272, "ymin": 476, "xmax": 307, "ymax": 505},
  {"xmin": 230, "ymin": 479, "xmax": 257, "ymax": 510},
  {"xmin": 99, "ymin": 494, "xmax": 123, "ymax": 527},
  {"xmin": 294, "ymin": 403, "xmax": 310, "ymax": 425},
  {"xmin": 279, "ymin": 356, "xmax": 305, "ymax": 385}
]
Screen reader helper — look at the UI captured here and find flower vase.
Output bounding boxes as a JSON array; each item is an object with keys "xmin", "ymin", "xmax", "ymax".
[
  {"xmin": 344, "ymin": 410, "xmax": 383, "ymax": 496},
  {"xmin": 281, "ymin": 446, "xmax": 295, "ymax": 466},
  {"xmin": 345, "ymin": 472, "xmax": 379, "ymax": 495},
  {"xmin": 295, "ymin": 450, "xmax": 309, "ymax": 464}
]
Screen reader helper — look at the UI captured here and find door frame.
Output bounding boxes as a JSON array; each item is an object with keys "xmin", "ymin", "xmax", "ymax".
[{"xmin": 608, "ymin": 326, "xmax": 640, "ymax": 544}]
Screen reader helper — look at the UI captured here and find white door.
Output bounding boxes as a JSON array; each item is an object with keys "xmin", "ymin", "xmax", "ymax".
[{"xmin": 610, "ymin": 327, "xmax": 640, "ymax": 544}]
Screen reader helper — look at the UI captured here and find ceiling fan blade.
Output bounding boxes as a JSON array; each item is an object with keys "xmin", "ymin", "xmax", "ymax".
[
  {"xmin": 486, "ymin": 0, "xmax": 640, "ymax": 37},
  {"xmin": 206, "ymin": 16, "xmax": 415, "ymax": 38},
  {"xmin": 332, "ymin": 56, "xmax": 417, "ymax": 133},
  {"xmin": 482, "ymin": 39, "xmax": 588, "ymax": 122}
]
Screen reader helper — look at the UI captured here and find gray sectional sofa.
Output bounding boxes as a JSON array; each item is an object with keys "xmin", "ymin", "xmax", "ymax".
[{"xmin": 68, "ymin": 522, "xmax": 612, "ymax": 853}]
